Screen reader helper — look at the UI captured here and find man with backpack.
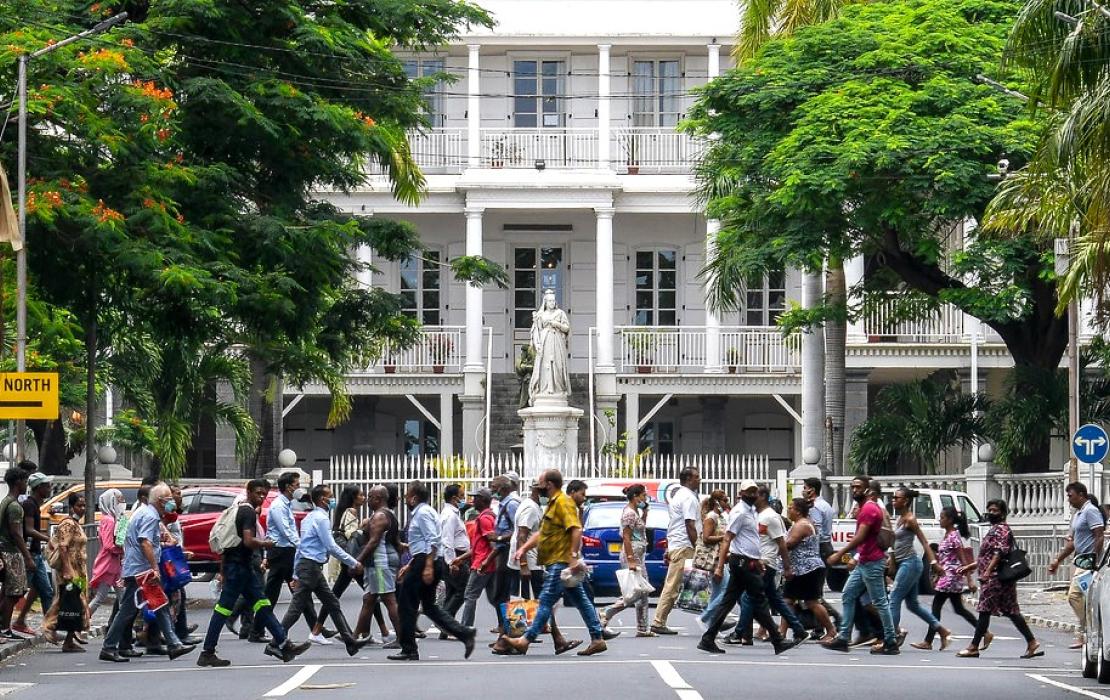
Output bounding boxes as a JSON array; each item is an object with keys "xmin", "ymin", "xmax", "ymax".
[
  {"xmin": 197, "ymin": 479, "xmax": 311, "ymax": 667},
  {"xmin": 821, "ymin": 476, "xmax": 898, "ymax": 655}
]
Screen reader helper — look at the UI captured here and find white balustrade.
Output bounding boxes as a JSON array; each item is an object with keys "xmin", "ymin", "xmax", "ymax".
[
  {"xmin": 479, "ymin": 128, "xmax": 599, "ymax": 168},
  {"xmin": 863, "ymin": 296, "xmax": 965, "ymax": 342},
  {"xmin": 357, "ymin": 325, "xmax": 465, "ymax": 374},
  {"xmin": 996, "ymin": 473, "xmax": 1068, "ymax": 521},
  {"xmin": 614, "ymin": 326, "xmax": 800, "ymax": 374},
  {"xmin": 613, "ymin": 127, "xmax": 701, "ymax": 172},
  {"xmin": 408, "ymin": 128, "xmax": 466, "ymax": 173}
]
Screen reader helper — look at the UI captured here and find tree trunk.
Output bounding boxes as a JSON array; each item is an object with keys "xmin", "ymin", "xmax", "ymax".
[
  {"xmin": 825, "ymin": 257, "xmax": 847, "ymax": 475},
  {"xmin": 84, "ymin": 289, "xmax": 97, "ymax": 525},
  {"xmin": 248, "ymin": 353, "xmax": 281, "ymax": 478},
  {"xmin": 28, "ymin": 420, "xmax": 67, "ymax": 474}
]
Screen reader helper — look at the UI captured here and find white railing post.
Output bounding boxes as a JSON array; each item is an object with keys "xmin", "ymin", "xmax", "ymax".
[
  {"xmin": 467, "ymin": 45, "xmax": 480, "ymax": 169},
  {"xmin": 598, "ymin": 44, "xmax": 611, "ymax": 170}
]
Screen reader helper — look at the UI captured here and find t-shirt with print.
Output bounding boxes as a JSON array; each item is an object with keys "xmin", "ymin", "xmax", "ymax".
[
  {"xmin": 854, "ymin": 500, "xmax": 886, "ymax": 564},
  {"xmin": 223, "ymin": 504, "xmax": 258, "ymax": 565},
  {"xmin": 666, "ymin": 486, "xmax": 702, "ymax": 550},
  {"xmin": 0, "ymin": 496, "xmax": 22, "ymax": 554},
  {"xmin": 757, "ymin": 507, "xmax": 786, "ymax": 571}
]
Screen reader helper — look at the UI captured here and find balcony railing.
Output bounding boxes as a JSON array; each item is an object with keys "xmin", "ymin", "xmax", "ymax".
[
  {"xmin": 356, "ymin": 325, "xmax": 466, "ymax": 374},
  {"xmin": 615, "ymin": 325, "xmax": 800, "ymax": 374},
  {"xmin": 480, "ymin": 128, "xmax": 599, "ymax": 169},
  {"xmin": 614, "ymin": 126, "xmax": 703, "ymax": 173},
  {"xmin": 862, "ymin": 297, "xmax": 965, "ymax": 342},
  {"xmin": 410, "ymin": 128, "xmax": 466, "ymax": 174}
]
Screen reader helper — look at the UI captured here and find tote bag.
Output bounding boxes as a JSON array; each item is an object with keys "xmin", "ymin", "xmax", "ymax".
[
  {"xmin": 616, "ymin": 568, "xmax": 654, "ymax": 605},
  {"xmin": 677, "ymin": 564, "xmax": 713, "ymax": 613}
]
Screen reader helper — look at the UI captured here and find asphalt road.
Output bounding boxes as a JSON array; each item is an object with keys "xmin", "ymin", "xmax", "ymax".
[{"xmin": 0, "ymin": 582, "xmax": 1100, "ymax": 700}]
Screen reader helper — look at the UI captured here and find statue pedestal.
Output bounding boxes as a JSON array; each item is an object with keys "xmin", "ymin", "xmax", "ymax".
[{"xmin": 519, "ymin": 398, "xmax": 582, "ymax": 482}]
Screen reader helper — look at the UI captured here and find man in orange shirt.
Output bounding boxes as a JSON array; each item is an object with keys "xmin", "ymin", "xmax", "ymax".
[{"xmin": 457, "ymin": 489, "xmax": 503, "ymax": 632}]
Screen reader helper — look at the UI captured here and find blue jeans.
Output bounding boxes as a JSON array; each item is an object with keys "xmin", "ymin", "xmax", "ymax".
[
  {"xmin": 525, "ymin": 564, "xmax": 603, "ymax": 642},
  {"xmin": 836, "ymin": 560, "xmax": 895, "ymax": 645},
  {"xmin": 699, "ymin": 567, "xmax": 730, "ymax": 625},
  {"xmin": 29, "ymin": 552, "xmax": 54, "ymax": 613},
  {"xmin": 102, "ymin": 577, "xmax": 182, "ymax": 651},
  {"xmin": 888, "ymin": 556, "xmax": 940, "ymax": 632},
  {"xmin": 737, "ymin": 567, "xmax": 806, "ymax": 638}
]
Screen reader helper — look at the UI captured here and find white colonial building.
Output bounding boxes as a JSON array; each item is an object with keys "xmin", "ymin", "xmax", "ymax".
[{"xmin": 277, "ymin": 0, "xmax": 1089, "ymax": 477}]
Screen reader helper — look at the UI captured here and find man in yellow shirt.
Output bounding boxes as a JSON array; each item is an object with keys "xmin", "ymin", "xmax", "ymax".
[{"xmin": 499, "ymin": 469, "xmax": 607, "ymax": 657}]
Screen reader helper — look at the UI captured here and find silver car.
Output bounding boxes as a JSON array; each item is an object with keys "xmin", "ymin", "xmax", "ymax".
[{"xmin": 1081, "ymin": 552, "xmax": 1104, "ymax": 680}]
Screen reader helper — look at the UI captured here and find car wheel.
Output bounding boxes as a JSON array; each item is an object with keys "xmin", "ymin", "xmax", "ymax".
[
  {"xmin": 1098, "ymin": 636, "xmax": 1110, "ymax": 684},
  {"xmin": 1084, "ymin": 635, "xmax": 1098, "ymax": 679}
]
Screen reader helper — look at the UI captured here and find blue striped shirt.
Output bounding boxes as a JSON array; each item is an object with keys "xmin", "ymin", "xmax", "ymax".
[{"xmin": 407, "ymin": 503, "xmax": 440, "ymax": 556}]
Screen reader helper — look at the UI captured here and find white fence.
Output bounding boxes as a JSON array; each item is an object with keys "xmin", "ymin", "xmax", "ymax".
[
  {"xmin": 995, "ymin": 473, "xmax": 1068, "ymax": 522},
  {"xmin": 863, "ymin": 297, "xmax": 965, "ymax": 342},
  {"xmin": 329, "ymin": 452, "xmax": 779, "ymax": 527},
  {"xmin": 615, "ymin": 326, "xmax": 800, "ymax": 373},
  {"xmin": 409, "ymin": 128, "xmax": 466, "ymax": 173}
]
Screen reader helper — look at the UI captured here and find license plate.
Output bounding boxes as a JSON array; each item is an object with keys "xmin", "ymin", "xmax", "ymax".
[{"xmin": 608, "ymin": 543, "xmax": 621, "ymax": 555}]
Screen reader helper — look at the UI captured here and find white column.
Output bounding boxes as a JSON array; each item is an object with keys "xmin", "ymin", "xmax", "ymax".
[
  {"xmin": 355, "ymin": 244, "xmax": 373, "ymax": 289},
  {"xmin": 464, "ymin": 207, "xmax": 484, "ymax": 370},
  {"xmin": 439, "ymin": 393, "xmax": 454, "ymax": 456},
  {"xmin": 595, "ymin": 207, "xmax": 616, "ymax": 370},
  {"xmin": 468, "ymin": 45, "xmax": 481, "ymax": 168},
  {"xmin": 705, "ymin": 219, "xmax": 723, "ymax": 372},
  {"xmin": 801, "ymin": 271, "xmax": 826, "ymax": 466},
  {"xmin": 598, "ymin": 44, "xmax": 611, "ymax": 170},
  {"xmin": 845, "ymin": 254, "xmax": 866, "ymax": 342},
  {"xmin": 707, "ymin": 43, "xmax": 720, "ymax": 79},
  {"xmin": 624, "ymin": 392, "xmax": 639, "ymax": 460}
]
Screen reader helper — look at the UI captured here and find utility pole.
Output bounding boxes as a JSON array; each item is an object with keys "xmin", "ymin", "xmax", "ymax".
[
  {"xmin": 1057, "ymin": 231, "xmax": 1080, "ymax": 484},
  {"xmin": 15, "ymin": 12, "xmax": 127, "ymax": 465}
]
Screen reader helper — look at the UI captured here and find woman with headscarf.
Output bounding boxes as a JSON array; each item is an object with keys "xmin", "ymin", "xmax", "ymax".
[{"xmin": 88, "ymin": 488, "xmax": 126, "ymax": 614}]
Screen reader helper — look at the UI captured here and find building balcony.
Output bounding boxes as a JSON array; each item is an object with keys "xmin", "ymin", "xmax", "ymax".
[
  {"xmin": 613, "ymin": 325, "xmax": 800, "ymax": 374},
  {"xmin": 354, "ymin": 326, "xmax": 468, "ymax": 375},
  {"xmin": 393, "ymin": 126, "xmax": 701, "ymax": 175}
]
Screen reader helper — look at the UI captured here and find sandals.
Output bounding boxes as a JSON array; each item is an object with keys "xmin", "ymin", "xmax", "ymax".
[
  {"xmin": 554, "ymin": 639, "xmax": 583, "ymax": 655},
  {"xmin": 1020, "ymin": 643, "xmax": 1045, "ymax": 659},
  {"xmin": 956, "ymin": 648, "xmax": 979, "ymax": 658},
  {"xmin": 910, "ymin": 641, "xmax": 932, "ymax": 651}
]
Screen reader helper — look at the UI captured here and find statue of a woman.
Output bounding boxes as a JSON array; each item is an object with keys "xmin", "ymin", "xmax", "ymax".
[{"xmin": 528, "ymin": 289, "xmax": 571, "ymax": 404}]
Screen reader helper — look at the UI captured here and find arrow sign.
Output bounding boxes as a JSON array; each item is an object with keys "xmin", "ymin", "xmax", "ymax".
[{"xmin": 1073, "ymin": 423, "xmax": 1110, "ymax": 464}]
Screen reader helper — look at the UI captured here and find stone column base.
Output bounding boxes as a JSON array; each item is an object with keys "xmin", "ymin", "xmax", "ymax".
[{"xmin": 519, "ymin": 402, "xmax": 583, "ymax": 482}]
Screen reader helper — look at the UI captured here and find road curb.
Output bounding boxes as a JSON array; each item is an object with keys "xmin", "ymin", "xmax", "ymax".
[
  {"xmin": 966, "ymin": 595, "xmax": 1081, "ymax": 636},
  {"xmin": 0, "ymin": 623, "xmax": 108, "ymax": 664}
]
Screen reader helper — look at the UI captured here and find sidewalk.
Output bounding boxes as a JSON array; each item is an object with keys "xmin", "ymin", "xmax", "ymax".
[{"xmin": 1012, "ymin": 585, "xmax": 1083, "ymax": 637}]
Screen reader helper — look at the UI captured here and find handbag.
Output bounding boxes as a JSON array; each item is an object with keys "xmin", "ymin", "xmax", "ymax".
[
  {"xmin": 159, "ymin": 545, "xmax": 192, "ymax": 593},
  {"xmin": 500, "ymin": 597, "xmax": 539, "ymax": 638},
  {"xmin": 677, "ymin": 563, "xmax": 713, "ymax": 613},
  {"xmin": 616, "ymin": 568, "xmax": 654, "ymax": 605},
  {"xmin": 996, "ymin": 531, "xmax": 1032, "ymax": 583},
  {"xmin": 55, "ymin": 580, "xmax": 86, "ymax": 633}
]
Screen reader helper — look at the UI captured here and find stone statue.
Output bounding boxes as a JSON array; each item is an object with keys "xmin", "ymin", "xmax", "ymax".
[
  {"xmin": 528, "ymin": 289, "xmax": 571, "ymax": 404},
  {"xmin": 515, "ymin": 344, "xmax": 535, "ymax": 409}
]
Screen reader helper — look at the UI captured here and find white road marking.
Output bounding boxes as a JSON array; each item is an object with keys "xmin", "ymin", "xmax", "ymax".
[
  {"xmin": 1027, "ymin": 674, "xmax": 1110, "ymax": 699},
  {"xmin": 263, "ymin": 664, "xmax": 322, "ymax": 697},
  {"xmin": 0, "ymin": 683, "xmax": 33, "ymax": 696},
  {"xmin": 651, "ymin": 660, "xmax": 704, "ymax": 700}
]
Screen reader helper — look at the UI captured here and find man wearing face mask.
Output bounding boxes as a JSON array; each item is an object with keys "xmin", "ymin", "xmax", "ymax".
[
  {"xmin": 821, "ymin": 475, "xmax": 898, "ymax": 655},
  {"xmin": 100, "ymin": 483, "xmax": 196, "ymax": 663},
  {"xmin": 144, "ymin": 485, "xmax": 201, "ymax": 654},
  {"xmin": 697, "ymin": 481, "xmax": 803, "ymax": 655},
  {"xmin": 280, "ymin": 484, "xmax": 369, "ymax": 657}
]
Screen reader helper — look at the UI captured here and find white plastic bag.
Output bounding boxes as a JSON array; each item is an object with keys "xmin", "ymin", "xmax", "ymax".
[{"xmin": 616, "ymin": 568, "xmax": 654, "ymax": 605}]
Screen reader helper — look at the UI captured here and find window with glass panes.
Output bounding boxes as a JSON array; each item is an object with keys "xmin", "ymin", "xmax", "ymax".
[
  {"xmin": 639, "ymin": 421, "xmax": 675, "ymax": 455},
  {"xmin": 634, "ymin": 249, "xmax": 678, "ymax": 325},
  {"xmin": 402, "ymin": 58, "xmax": 446, "ymax": 126},
  {"xmin": 400, "ymin": 251, "xmax": 441, "ymax": 325},
  {"xmin": 513, "ymin": 246, "xmax": 564, "ymax": 329},
  {"xmin": 631, "ymin": 59, "xmax": 681, "ymax": 127},
  {"xmin": 513, "ymin": 60, "xmax": 565, "ymax": 128},
  {"xmin": 744, "ymin": 269, "xmax": 786, "ymax": 326},
  {"xmin": 403, "ymin": 419, "xmax": 440, "ymax": 456}
]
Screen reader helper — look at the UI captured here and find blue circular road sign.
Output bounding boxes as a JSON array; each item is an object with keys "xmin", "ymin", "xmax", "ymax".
[{"xmin": 1073, "ymin": 423, "xmax": 1110, "ymax": 464}]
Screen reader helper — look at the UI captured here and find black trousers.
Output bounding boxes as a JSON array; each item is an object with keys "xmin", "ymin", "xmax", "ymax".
[
  {"xmin": 258, "ymin": 547, "xmax": 317, "ymax": 634},
  {"xmin": 924, "ymin": 592, "xmax": 978, "ymax": 643},
  {"xmin": 701, "ymin": 554, "xmax": 782, "ymax": 646},
  {"xmin": 438, "ymin": 559, "xmax": 469, "ymax": 616},
  {"xmin": 399, "ymin": 554, "xmax": 470, "ymax": 656}
]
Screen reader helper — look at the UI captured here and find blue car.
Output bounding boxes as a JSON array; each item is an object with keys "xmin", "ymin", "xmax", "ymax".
[{"xmin": 581, "ymin": 502, "xmax": 670, "ymax": 597}]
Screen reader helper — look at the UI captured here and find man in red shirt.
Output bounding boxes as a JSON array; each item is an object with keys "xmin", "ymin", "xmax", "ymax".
[
  {"xmin": 821, "ymin": 476, "xmax": 898, "ymax": 655},
  {"xmin": 456, "ymin": 489, "xmax": 503, "ymax": 633}
]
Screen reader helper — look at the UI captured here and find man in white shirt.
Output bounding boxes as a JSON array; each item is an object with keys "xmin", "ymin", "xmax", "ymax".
[
  {"xmin": 436, "ymin": 484, "xmax": 470, "ymax": 622},
  {"xmin": 651, "ymin": 467, "xmax": 702, "ymax": 635},
  {"xmin": 506, "ymin": 482, "xmax": 544, "ymax": 599}
]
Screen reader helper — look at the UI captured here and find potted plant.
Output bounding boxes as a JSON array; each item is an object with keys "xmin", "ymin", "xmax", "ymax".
[
  {"xmin": 626, "ymin": 330, "xmax": 657, "ymax": 373},
  {"xmin": 427, "ymin": 333, "xmax": 453, "ymax": 373},
  {"xmin": 725, "ymin": 346, "xmax": 741, "ymax": 373},
  {"xmin": 383, "ymin": 354, "xmax": 397, "ymax": 374},
  {"xmin": 621, "ymin": 130, "xmax": 640, "ymax": 174}
]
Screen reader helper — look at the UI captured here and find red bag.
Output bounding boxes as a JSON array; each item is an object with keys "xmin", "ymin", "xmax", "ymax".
[{"xmin": 136, "ymin": 569, "xmax": 169, "ymax": 612}]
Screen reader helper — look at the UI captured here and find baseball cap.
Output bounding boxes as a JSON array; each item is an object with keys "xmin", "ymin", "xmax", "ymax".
[
  {"xmin": 474, "ymin": 487, "xmax": 493, "ymax": 501},
  {"xmin": 27, "ymin": 472, "xmax": 52, "ymax": 489},
  {"xmin": 739, "ymin": 479, "xmax": 759, "ymax": 492},
  {"xmin": 292, "ymin": 487, "xmax": 309, "ymax": 503}
]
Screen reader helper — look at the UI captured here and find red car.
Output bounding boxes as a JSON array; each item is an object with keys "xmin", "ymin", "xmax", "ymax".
[{"xmin": 178, "ymin": 486, "xmax": 312, "ymax": 574}]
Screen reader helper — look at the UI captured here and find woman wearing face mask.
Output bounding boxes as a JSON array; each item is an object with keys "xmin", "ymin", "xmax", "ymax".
[
  {"xmin": 88, "ymin": 488, "xmax": 126, "ymax": 614},
  {"xmin": 912, "ymin": 507, "xmax": 978, "ymax": 650},
  {"xmin": 695, "ymin": 490, "xmax": 731, "ymax": 630},
  {"xmin": 956, "ymin": 499, "xmax": 1042, "ymax": 659},
  {"xmin": 886, "ymin": 488, "xmax": 949, "ymax": 649},
  {"xmin": 43, "ymin": 494, "xmax": 90, "ymax": 651},
  {"xmin": 599, "ymin": 484, "xmax": 654, "ymax": 637}
]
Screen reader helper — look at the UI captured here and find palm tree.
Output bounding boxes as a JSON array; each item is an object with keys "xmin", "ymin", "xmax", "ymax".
[{"xmin": 735, "ymin": 0, "xmax": 864, "ymax": 61}]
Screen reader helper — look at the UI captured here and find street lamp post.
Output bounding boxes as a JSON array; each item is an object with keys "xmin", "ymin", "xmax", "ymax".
[{"xmin": 14, "ymin": 12, "xmax": 127, "ymax": 462}]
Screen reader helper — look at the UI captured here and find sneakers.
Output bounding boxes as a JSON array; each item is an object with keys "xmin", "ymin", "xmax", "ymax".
[
  {"xmin": 307, "ymin": 633, "xmax": 333, "ymax": 646},
  {"xmin": 723, "ymin": 635, "xmax": 752, "ymax": 646},
  {"xmin": 196, "ymin": 650, "xmax": 231, "ymax": 668},
  {"xmin": 99, "ymin": 650, "xmax": 130, "ymax": 663},
  {"xmin": 10, "ymin": 623, "xmax": 35, "ymax": 637},
  {"xmin": 871, "ymin": 643, "xmax": 901, "ymax": 656},
  {"xmin": 697, "ymin": 639, "xmax": 726, "ymax": 654},
  {"xmin": 821, "ymin": 637, "xmax": 850, "ymax": 652}
]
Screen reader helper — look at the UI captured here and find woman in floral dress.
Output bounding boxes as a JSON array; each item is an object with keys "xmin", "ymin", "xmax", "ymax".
[
  {"xmin": 599, "ymin": 485, "xmax": 655, "ymax": 636},
  {"xmin": 956, "ymin": 499, "xmax": 1042, "ymax": 659},
  {"xmin": 913, "ymin": 506, "xmax": 978, "ymax": 650}
]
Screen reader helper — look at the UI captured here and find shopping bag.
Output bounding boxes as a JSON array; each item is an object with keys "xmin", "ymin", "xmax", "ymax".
[
  {"xmin": 676, "ymin": 565, "xmax": 712, "ymax": 613},
  {"xmin": 500, "ymin": 597, "xmax": 539, "ymax": 638},
  {"xmin": 136, "ymin": 569, "xmax": 169, "ymax": 612},
  {"xmin": 55, "ymin": 580, "xmax": 86, "ymax": 632},
  {"xmin": 159, "ymin": 545, "xmax": 192, "ymax": 593},
  {"xmin": 616, "ymin": 568, "xmax": 654, "ymax": 605}
]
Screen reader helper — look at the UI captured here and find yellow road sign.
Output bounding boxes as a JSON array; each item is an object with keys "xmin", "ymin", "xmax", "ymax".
[{"xmin": 0, "ymin": 373, "xmax": 59, "ymax": 420}]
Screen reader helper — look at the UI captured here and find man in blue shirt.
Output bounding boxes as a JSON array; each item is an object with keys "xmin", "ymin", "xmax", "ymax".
[
  {"xmin": 1050, "ymin": 481, "xmax": 1106, "ymax": 648},
  {"xmin": 253, "ymin": 472, "xmax": 319, "ymax": 641},
  {"xmin": 389, "ymin": 480, "xmax": 476, "ymax": 661},
  {"xmin": 100, "ymin": 483, "xmax": 196, "ymax": 663},
  {"xmin": 490, "ymin": 474, "xmax": 521, "ymax": 630},
  {"xmin": 197, "ymin": 479, "xmax": 311, "ymax": 668},
  {"xmin": 280, "ymin": 484, "xmax": 369, "ymax": 657}
]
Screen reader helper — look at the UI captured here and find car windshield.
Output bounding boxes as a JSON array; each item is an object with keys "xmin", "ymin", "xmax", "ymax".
[
  {"xmin": 52, "ymin": 488, "xmax": 140, "ymax": 514},
  {"xmin": 584, "ymin": 505, "xmax": 669, "ymax": 529}
]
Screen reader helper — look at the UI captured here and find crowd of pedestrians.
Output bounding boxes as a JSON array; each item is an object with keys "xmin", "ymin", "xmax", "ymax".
[{"xmin": 1, "ymin": 460, "xmax": 1100, "ymax": 667}]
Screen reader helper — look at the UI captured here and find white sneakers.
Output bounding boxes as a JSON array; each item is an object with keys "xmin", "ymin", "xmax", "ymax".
[{"xmin": 307, "ymin": 633, "xmax": 334, "ymax": 645}]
